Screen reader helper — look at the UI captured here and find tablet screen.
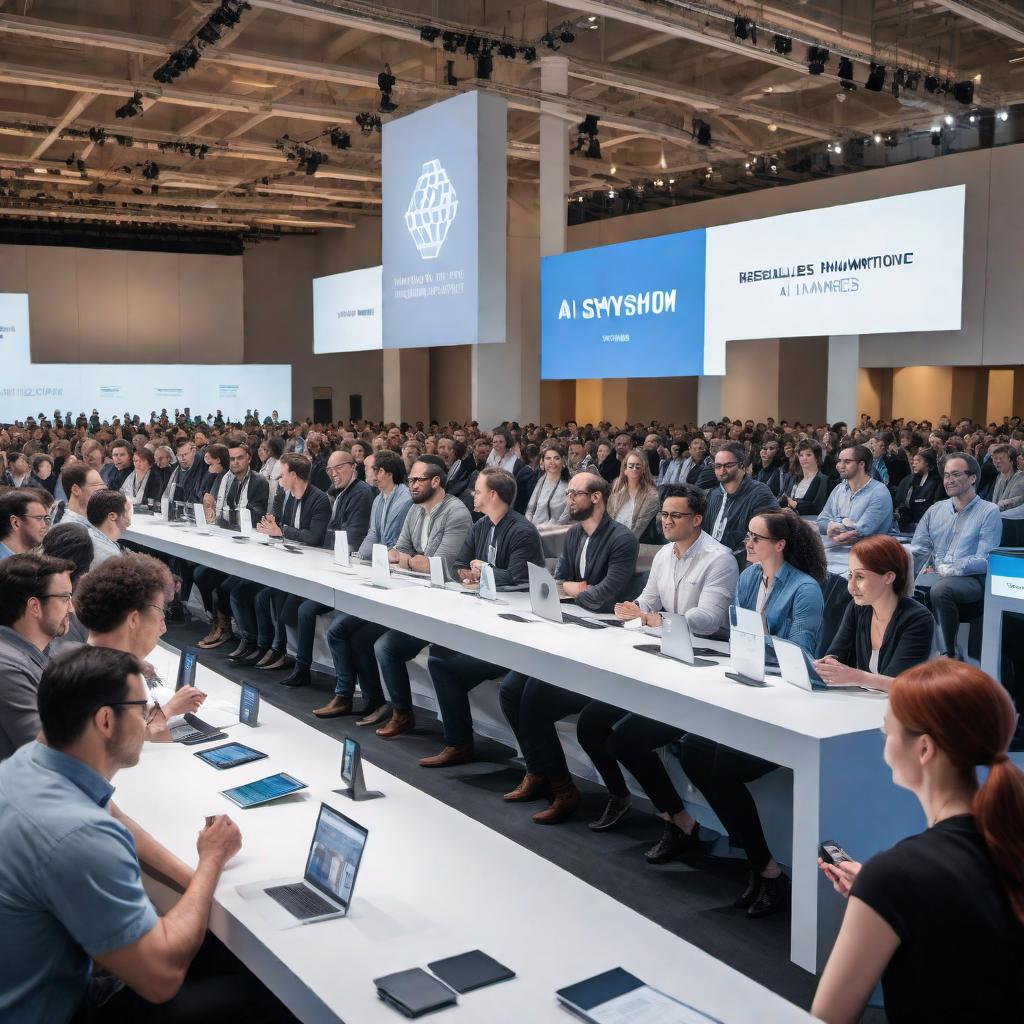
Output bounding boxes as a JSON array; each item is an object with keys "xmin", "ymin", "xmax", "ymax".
[
  {"xmin": 194, "ymin": 742, "xmax": 267, "ymax": 770},
  {"xmin": 221, "ymin": 773, "xmax": 307, "ymax": 808}
]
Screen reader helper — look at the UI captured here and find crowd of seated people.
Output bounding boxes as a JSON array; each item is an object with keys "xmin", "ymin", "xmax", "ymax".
[{"xmin": 3, "ymin": 404, "xmax": 1024, "ymax": 1020}]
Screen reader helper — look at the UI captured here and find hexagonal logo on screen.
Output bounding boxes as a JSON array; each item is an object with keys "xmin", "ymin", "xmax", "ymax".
[{"xmin": 404, "ymin": 159, "xmax": 458, "ymax": 260}]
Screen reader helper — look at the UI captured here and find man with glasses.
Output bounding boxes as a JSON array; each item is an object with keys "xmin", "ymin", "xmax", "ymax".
[
  {"xmin": 703, "ymin": 441, "xmax": 777, "ymax": 560},
  {"xmin": 0, "ymin": 489, "xmax": 49, "ymax": 559},
  {"xmin": 54, "ymin": 464, "xmax": 105, "ymax": 528},
  {"xmin": 0, "ymin": 645, "xmax": 293, "ymax": 1022},
  {"xmin": 910, "ymin": 453, "xmax": 1001, "ymax": 659},
  {"xmin": 0, "ymin": 552, "xmax": 75, "ymax": 759},
  {"xmin": 816, "ymin": 444, "xmax": 894, "ymax": 567}
]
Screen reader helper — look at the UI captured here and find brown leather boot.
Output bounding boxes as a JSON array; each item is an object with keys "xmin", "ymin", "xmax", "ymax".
[
  {"xmin": 418, "ymin": 744, "xmax": 474, "ymax": 768},
  {"xmin": 376, "ymin": 710, "xmax": 414, "ymax": 738},
  {"xmin": 312, "ymin": 696, "xmax": 354, "ymax": 719},
  {"xmin": 503, "ymin": 772, "xmax": 548, "ymax": 802},
  {"xmin": 532, "ymin": 776, "xmax": 581, "ymax": 825},
  {"xmin": 198, "ymin": 611, "xmax": 231, "ymax": 648}
]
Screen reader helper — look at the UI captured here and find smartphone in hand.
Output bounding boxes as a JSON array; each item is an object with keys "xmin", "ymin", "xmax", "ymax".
[{"xmin": 818, "ymin": 839, "xmax": 852, "ymax": 866}]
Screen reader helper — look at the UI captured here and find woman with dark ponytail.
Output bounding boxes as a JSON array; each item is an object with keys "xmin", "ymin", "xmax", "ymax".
[{"xmin": 813, "ymin": 660, "xmax": 1024, "ymax": 1022}]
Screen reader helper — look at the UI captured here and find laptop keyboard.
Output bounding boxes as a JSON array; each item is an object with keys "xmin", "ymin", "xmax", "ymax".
[
  {"xmin": 562, "ymin": 613, "xmax": 606, "ymax": 630},
  {"xmin": 265, "ymin": 883, "xmax": 338, "ymax": 920},
  {"xmin": 168, "ymin": 714, "xmax": 218, "ymax": 742}
]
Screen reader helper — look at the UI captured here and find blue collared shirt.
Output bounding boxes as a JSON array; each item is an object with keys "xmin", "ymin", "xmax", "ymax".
[
  {"xmin": 0, "ymin": 742, "xmax": 158, "ymax": 1024},
  {"xmin": 0, "ymin": 540, "xmax": 13, "ymax": 560},
  {"xmin": 817, "ymin": 477, "xmax": 894, "ymax": 538},
  {"xmin": 911, "ymin": 493, "xmax": 1002, "ymax": 576}
]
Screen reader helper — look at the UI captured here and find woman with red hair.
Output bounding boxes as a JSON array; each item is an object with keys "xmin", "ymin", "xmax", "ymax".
[
  {"xmin": 813, "ymin": 661, "xmax": 1024, "ymax": 1022},
  {"xmin": 815, "ymin": 534, "xmax": 933, "ymax": 692}
]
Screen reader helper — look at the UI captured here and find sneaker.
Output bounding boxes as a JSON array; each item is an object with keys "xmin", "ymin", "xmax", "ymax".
[{"xmin": 588, "ymin": 795, "xmax": 632, "ymax": 832}]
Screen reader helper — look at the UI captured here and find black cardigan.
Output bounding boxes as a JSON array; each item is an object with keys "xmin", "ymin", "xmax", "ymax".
[
  {"xmin": 825, "ymin": 597, "xmax": 934, "ymax": 676},
  {"xmin": 555, "ymin": 512, "xmax": 639, "ymax": 612},
  {"xmin": 894, "ymin": 472, "xmax": 943, "ymax": 531},
  {"xmin": 783, "ymin": 472, "xmax": 830, "ymax": 516}
]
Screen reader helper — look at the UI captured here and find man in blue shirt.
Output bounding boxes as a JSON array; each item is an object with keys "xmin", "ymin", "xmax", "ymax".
[
  {"xmin": 911, "ymin": 453, "xmax": 1002, "ymax": 658},
  {"xmin": 817, "ymin": 444, "xmax": 894, "ymax": 567},
  {"xmin": 0, "ymin": 646, "xmax": 289, "ymax": 1022}
]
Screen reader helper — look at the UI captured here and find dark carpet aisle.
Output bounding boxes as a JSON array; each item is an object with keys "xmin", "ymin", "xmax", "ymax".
[{"xmin": 163, "ymin": 620, "xmax": 885, "ymax": 1022}]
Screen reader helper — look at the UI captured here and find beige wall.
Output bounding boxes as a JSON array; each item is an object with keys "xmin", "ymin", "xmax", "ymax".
[
  {"xmin": 987, "ymin": 370, "xmax": 1014, "ymax": 426},
  {"xmin": 0, "ymin": 242, "xmax": 243, "ymax": 363},
  {"xmin": 722, "ymin": 339, "xmax": 780, "ymax": 422},
  {"xmin": 891, "ymin": 366, "xmax": 954, "ymax": 422}
]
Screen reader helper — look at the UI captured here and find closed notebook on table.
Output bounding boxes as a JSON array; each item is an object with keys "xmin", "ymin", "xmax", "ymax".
[
  {"xmin": 373, "ymin": 967, "xmax": 457, "ymax": 1018},
  {"xmin": 427, "ymin": 950, "xmax": 515, "ymax": 993}
]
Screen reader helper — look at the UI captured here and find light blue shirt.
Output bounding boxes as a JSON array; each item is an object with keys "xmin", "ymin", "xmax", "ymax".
[
  {"xmin": 910, "ymin": 494, "xmax": 1002, "ymax": 576},
  {"xmin": 0, "ymin": 742, "xmax": 157, "ymax": 1023},
  {"xmin": 817, "ymin": 477, "xmax": 894, "ymax": 539},
  {"xmin": 0, "ymin": 540, "xmax": 14, "ymax": 560},
  {"xmin": 358, "ymin": 483, "xmax": 412, "ymax": 560}
]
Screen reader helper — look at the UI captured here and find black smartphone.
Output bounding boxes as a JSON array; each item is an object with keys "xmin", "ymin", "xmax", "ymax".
[{"xmin": 818, "ymin": 839, "xmax": 851, "ymax": 866}]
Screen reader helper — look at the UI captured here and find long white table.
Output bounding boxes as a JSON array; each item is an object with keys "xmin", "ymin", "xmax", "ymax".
[
  {"xmin": 117, "ymin": 645, "xmax": 818, "ymax": 1024},
  {"xmin": 126, "ymin": 517, "xmax": 923, "ymax": 973}
]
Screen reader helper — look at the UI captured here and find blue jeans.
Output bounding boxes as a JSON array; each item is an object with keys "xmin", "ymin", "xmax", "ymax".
[
  {"xmin": 228, "ymin": 579, "xmax": 262, "ymax": 641},
  {"xmin": 374, "ymin": 630, "xmax": 429, "ymax": 713},
  {"xmin": 428, "ymin": 648, "xmax": 505, "ymax": 746},
  {"xmin": 326, "ymin": 613, "xmax": 387, "ymax": 704},
  {"xmin": 254, "ymin": 588, "xmax": 287, "ymax": 650},
  {"xmin": 284, "ymin": 598, "xmax": 331, "ymax": 668}
]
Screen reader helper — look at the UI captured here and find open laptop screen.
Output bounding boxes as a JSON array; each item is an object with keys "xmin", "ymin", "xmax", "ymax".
[{"xmin": 304, "ymin": 804, "xmax": 368, "ymax": 909}]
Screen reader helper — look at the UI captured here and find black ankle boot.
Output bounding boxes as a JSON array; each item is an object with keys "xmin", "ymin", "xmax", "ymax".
[
  {"xmin": 733, "ymin": 868, "xmax": 760, "ymax": 909},
  {"xmin": 280, "ymin": 665, "xmax": 311, "ymax": 688},
  {"xmin": 645, "ymin": 821, "xmax": 702, "ymax": 864},
  {"xmin": 747, "ymin": 872, "xmax": 790, "ymax": 918}
]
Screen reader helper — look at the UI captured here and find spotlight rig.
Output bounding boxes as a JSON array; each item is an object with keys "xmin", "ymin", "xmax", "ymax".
[
  {"xmin": 153, "ymin": 1, "xmax": 251, "ymax": 83},
  {"xmin": 115, "ymin": 91, "xmax": 144, "ymax": 119},
  {"xmin": 378, "ymin": 64, "xmax": 398, "ymax": 114}
]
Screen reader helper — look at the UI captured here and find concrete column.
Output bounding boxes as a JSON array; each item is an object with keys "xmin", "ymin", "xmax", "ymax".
[
  {"xmin": 697, "ymin": 375, "xmax": 723, "ymax": 425},
  {"xmin": 826, "ymin": 335, "xmax": 860, "ymax": 428},
  {"xmin": 383, "ymin": 348, "xmax": 429, "ymax": 425},
  {"xmin": 539, "ymin": 55, "xmax": 569, "ymax": 259}
]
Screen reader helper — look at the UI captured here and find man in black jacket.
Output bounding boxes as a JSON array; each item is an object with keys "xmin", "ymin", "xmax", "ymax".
[
  {"xmin": 499, "ymin": 473, "xmax": 639, "ymax": 825},
  {"xmin": 703, "ymin": 441, "xmax": 777, "ymax": 563},
  {"xmin": 277, "ymin": 451, "xmax": 374, "ymax": 689},
  {"xmin": 439, "ymin": 437, "xmax": 472, "ymax": 499},
  {"xmin": 225, "ymin": 454, "xmax": 331, "ymax": 670},
  {"xmin": 421, "ymin": 468, "xmax": 545, "ymax": 768}
]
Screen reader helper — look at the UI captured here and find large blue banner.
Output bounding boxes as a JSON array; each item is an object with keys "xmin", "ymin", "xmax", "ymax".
[{"xmin": 540, "ymin": 229, "xmax": 707, "ymax": 379}]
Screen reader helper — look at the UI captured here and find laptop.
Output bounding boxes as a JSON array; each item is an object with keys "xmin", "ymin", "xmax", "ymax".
[
  {"xmin": 168, "ymin": 647, "xmax": 226, "ymax": 744},
  {"xmin": 238, "ymin": 803, "xmax": 368, "ymax": 927},
  {"xmin": 526, "ymin": 562, "xmax": 607, "ymax": 630},
  {"xmin": 726, "ymin": 627, "xmax": 771, "ymax": 687},
  {"xmin": 773, "ymin": 638, "xmax": 866, "ymax": 692},
  {"xmin": 634, "ymin": 613, "xmax": 722, "ymax": 667}
]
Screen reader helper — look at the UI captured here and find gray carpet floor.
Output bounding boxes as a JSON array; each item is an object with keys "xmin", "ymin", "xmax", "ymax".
[{"xmin": 163, "ymin": 619, "xmax": 885, "ymax": 1022}]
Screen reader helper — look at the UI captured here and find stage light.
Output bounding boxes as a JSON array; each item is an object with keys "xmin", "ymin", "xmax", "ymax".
[
  {"xmin": 931, "ymin": 128, "xmax": 942, "ymax": 146},
  {"xmin": 586, "ymin": 136, "xmax": 601, "ymax": 159},
  {"xmin": 905, "ymin": 71, "xmax": 920, "ymax": 90},
  {"xmin": 329, "ymin": 128, "xmax": 351, "ymax": 149},
  {"xmin": 873, "ymin": 132, "xmax": 882, "ymax": 143},
  {"xmin": 464, "ymin": 34, "xmax": 481, "ymax": 56},
  {"xmin": 773, "ymin": 35, "xmax": 792, "ymax": 55},
  {"xmin": 446, "ymin": 60, "xmax": 458, "ymax": 87},
  {"xmin": 733, "ymin": 17, "xmax": 755, "ymax": 41},
  {"xmin": 694, "ymin": 119, "xmax": 712, "ymax": 145},
  {"xmin": 559, "ymin": 28, "xmax": 575, "ymax": 44},
  {"xmin": 865, "ymin": 63, "xmax": 886, "ymax": 91},
  {"xmin": 998, "ymin": 109, "xmax": 1009, "ymax": 121},
  {"xmin": 541, "ymin": 31, "xmax": 559, "ymax": 51},
  {"xmin": 115, "ymin": 91, "xmax": 144, "ymax": 119},
  {"xmin": 476, "ymin": 50, "xmax": 493, "ymax": 80},
  {"xmin": 944, "ymin": 114, "xmax": 954, "ymax": 127},
  {"xmin": 833, "ymin": 143, "xmax": 842, "ymax": 154},
  {"xmin": 607, "ymin": 190, "xmax": 615, "ymax": 198},
  {"xmin": 419, "ymin": 26, "xmax": 440, "ymax": 43},
  {"xmin": 953, "ymin": 80, "xmax": 974, "ymax": 105},
  {"xmin": 141, "ymin": 160, "xmax": 160, "ymax": 180},
  {"xmin": 924, "ymin": 75, "xmax": 938, "ymax": 93},
  {"xmin": 378, "ymin": 64, "xmax": 398, "ymax": 113},
  {"xmin": 441, "ymin": 31, "xmax": 459, "ymax": 52},
  {"xmin": 519, "ymin": 46, "xmax": 536, "ymax": 63},
  {"xmin": 497, "ymin": 42, "xmax": 516, "ymax": 59},
  {"xmin": 837, "ymin": 57, "xmax": 854, "ymax": 82}
]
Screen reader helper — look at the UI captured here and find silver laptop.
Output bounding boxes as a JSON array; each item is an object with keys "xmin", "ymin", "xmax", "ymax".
[
  {"xmin": 773, "ymin": 638, "xmax": 866, "ymax": 692},
  {"xmin": 634, "ymin": 613, "xmax": 722, "ymax": 667},
  {"xmin": 237, "ymin": 803, "xmax": 368, "ymax": 928},
  {"xmin": 726, "ymin": 627, "xmax": 770, "ymax": 687},
  {"xmin": 527, "ymin": 562, "xmax": 564, "ymax": 623}
]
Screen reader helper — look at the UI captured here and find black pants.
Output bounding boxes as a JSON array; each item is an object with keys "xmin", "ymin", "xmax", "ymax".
[
  {"xmin": 576, "ymin": 701, "xmax": 685, "ymax": 815},
  {"xmin": 428, "ymin": 647, "xmax": 506, "ymax": 746},
  {"xmin": 79, "ymin": 933, "xmax": 295, "ymax": 1023},
  {"xmin": 677, "ymin": 735, "xmax": 777, "ymax": 872},
  {"xmin": 499, "ymin": 674, "xmax": 588, "ymax": 779}
]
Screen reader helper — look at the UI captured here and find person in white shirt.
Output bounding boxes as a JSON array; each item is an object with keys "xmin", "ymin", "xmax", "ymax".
[
  {"xmin": 85, "ymin": 489, "xmax": 131, "ymax": 570},
  {"xmin": 56, "ymin": 464, "xmax": 105, "ymax": 528},
  {"xmin": 120, "ymin": 447, "xmax": 161, "ymax": 507},
  {"xmin": 576, "ymin": 483, "xmax": 739, "ymax": 861},
  {"xmin": 485, "ymin": 427, "xmax": 521, "ymax": 473}
]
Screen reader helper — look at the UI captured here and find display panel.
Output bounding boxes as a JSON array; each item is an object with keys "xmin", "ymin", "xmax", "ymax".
[
  {"xmin": 539, "ymin": 185, "xmax": 966, "ymax": 379},
  {"xmin": 313, "ymin": 266, "xmax": 383, "ymax": 353},
  {"xmin": 381, "ymin": 91, "xmax": 507, "ymax": 348},
  {"xmin": 0, "ymin": 293, "xmax": 291, "ymax": 420}
]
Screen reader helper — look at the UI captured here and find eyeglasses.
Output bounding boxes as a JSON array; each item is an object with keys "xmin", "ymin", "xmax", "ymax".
[
  {"xmin": 715, "ymin": 461, "xmax": 739, "ymax": 470},
  {"xmin": 146, "ymin": 603, "xmax": 167, "ymax": 620},
  {"xmin": 407, "ymin": 474, "xmax": 434, "ymax": 484},
  {"xmin": 104, "ymin": 699, "xmax": 164, "ymax": 725},
  {"xmin": 40, "ymin": 591, "xmax": 73, "ymax": 604},
  {"xmin": 18, "ymin": 513, "xmax": 48, "ymax": 522},
  {"xmin": 744, "ymin": 530, "xmax": 774, "ymax": 544},
  {"xmin": 943, "ymin": 471, "xmax": 970, "ymax": 480},
  {"xmin": 660, "ymin": 510, "xmax": 695, "ymax": 522},
  {"xmin": 565, "ymin": 488, "xmax": 594, "ymax": 498}
]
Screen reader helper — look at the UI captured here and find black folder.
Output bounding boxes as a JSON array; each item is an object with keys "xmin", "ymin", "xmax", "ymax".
[
  {"xmin": 374, "ymin": 968, "xmax": 457, "ymax": 1018},
  {"xmin": 427, "ymin": 950, "xmax": 515, "ymax": 994}
]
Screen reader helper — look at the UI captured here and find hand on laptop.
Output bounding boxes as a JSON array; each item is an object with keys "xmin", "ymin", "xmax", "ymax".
[
  {"xmin": 197, "ymin": 815, "xmax": 242, "ymax": 868},
  {"xmin": 813, "ymin": 657, "xmax": 860, "ymax": 687}
]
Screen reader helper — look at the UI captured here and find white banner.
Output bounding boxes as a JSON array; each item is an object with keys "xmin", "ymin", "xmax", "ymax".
[{"xmin": 313, "ymin": 265, "xmax": 383, "ymax": 353}]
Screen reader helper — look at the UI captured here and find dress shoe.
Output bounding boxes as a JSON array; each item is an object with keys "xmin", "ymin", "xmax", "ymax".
[
  {"xmin": 234, "ymin": 647, "xmax": 268, "ymax": 667},
  {"xmin": 255, "ymin": 647, "xmax": 284, "ymax": 668},
  {"xmin": 747, "ymin": 872, "xmax": 790, "ymax": 919},
  {"xmin": 503, "ymin": 773, "xmax": 548, "ymax": 802},
  {"xmin": 532, "ymin": 776, "xmax": 581, "ymax": 825},
  {"xmin": 280, "ymin": 665, "xmax": 311, "ymax": 688},
  {"xmin": 312, "ymin": 696, "xmax": 354, "ymax": 719},
  {"xmin": 419, "ymin": 744, "xmax": 474, "ymax": 768},
  {"xmin": 645, "ymin": 821, "xmax": 703, "ymax": 863},
  {"xmin": 355, "ymin": 703, "xmax": 390, "ymax": 727},
  {"xmin": 225, "ymin": 639, "xmax": 253, "ymax": 660},
  {"xmin": 733, "ymin": 868, "xmax": 761, "ymax": 910},
  {"xmin": 258, "ymin": 651, "xmax": 293, "ymax": 671},
  {"xmin": 376, "ymin": 710, "xmax": 414, "ymax": 738},
  {"xmin": 588, "ymin": 795, "xmax": 632, "ymax": 832}
]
